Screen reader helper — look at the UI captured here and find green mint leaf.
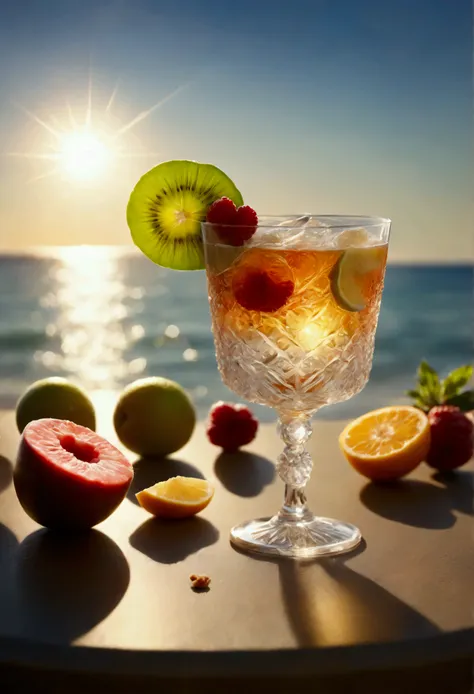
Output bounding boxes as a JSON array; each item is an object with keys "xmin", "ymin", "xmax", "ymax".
[
  {"xmin": 420, "ymin": 383, "xmax": 441, "ymax": 409},
  {"xmin": 419, "ymin": 385, "xmax": 440, "ymax": 408},
  {"xmin": 416, "ymin": 360, "xmax": 441, "ymax": 405},
  {"xmin": 406, "ymin": 389, "xmax": 421, "ymax": 400},
  {"xmin": 442, "ymin": 365, "xmax": 474, "ymax": 399},
  {"xmin": 444, "ymin": 390, "xmax": 474, "ymax": 412},
  {"xmin": 405, "ymin": 389, "xmax": 430, "ymax": 411},
  {"xmin": 417, "ymin": 360, "xmax": 437, "ymax": 386},
  {"xmin": 418, "ymin": 385, "xmax": 430, "ymax": 399}
]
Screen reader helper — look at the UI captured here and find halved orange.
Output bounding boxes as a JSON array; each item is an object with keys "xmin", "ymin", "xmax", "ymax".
[
  {"xmin": 339, "ymin": 406, "xmax": 431, "ymax": 481},
  {"xmin": 136, "ymin": 476, "xmax": 214, "ymax": 519}
]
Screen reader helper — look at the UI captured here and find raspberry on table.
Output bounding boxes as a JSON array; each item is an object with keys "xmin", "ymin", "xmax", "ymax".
[
  {"xmin": 206, "ymin": 401, "xmax": 259, "ymax": 452},
  {"xmin": 426, "ymin": 405, "xmax": 473, "ymax": 471}
]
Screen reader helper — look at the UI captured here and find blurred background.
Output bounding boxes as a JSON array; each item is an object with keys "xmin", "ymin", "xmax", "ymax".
[{"xmin": 0, "ymin": 0, "xmax": 472, "ymax": 419}]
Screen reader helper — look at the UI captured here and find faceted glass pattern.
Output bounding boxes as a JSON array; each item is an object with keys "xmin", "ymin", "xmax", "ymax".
[{"xmin": 203, "ymin": 216, "xmax": 390, "ymax": 558}]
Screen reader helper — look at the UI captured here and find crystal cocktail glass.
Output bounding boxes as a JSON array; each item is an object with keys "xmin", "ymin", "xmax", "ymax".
[{"xmin": 202, "ymin": 215, "xmax": 391, "ymax": 558}]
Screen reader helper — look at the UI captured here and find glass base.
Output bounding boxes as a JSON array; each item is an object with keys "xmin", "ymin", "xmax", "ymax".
[{"xmin": 230, "ymin": 513, "xmax": 361, "ymax": 559}]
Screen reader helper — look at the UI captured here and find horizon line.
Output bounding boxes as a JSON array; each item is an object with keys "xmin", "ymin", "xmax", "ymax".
[{"xmin": 0, "ymin": 245, "xmax": 472, "ymax": 267}]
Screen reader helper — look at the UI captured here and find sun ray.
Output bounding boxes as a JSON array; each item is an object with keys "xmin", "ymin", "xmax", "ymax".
[
  {"xmin": 114, "ymin": 82, "xmax": 191, "ymax": 138},
  {"xmin": 12, "ymin": 101, "xmax": 61, "ymax": 139},
  {"xmin": 10, "ymin": 70, "xmax": 189, "ymax": 183},
  {"xmin": 6, "ymin": 152, "xmax": 60, "ymax": 160},
  {"xmin": 85, "ymin": 60, "xmax": 93, "ymax": 127},
  {"xmin": 49, "ymin": 114, "xmax": 67, "ymax": 133},
  {"xmin": 66, "ymin": 102, "xmax": 77, "ymax": 129},
  {"xmin": 27, "ymin": 167, "xmax": 60, "ymax": 183},
  {"xmin": 106, "ymin": 80, "xmax": 120, "ymax": 113},
  {"xmin": 117, "ymin": 152, "xmax": 162, "ymax": 158}
]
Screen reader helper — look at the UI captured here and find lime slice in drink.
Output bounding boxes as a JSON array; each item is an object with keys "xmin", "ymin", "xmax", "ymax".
[{"xmin": 330, "ymin": 247, "xmax": 384, "ymax": 312}]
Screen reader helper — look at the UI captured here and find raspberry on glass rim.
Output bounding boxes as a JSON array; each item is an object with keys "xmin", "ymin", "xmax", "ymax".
[{"xmin": 206, "ymin": 198, "xmax": 258, "ymax": 246}]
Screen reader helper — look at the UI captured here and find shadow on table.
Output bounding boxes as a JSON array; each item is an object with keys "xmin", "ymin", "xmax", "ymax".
[
  {"xmin": 130, "ymin": 517, "xmax": 219, "ymax": 564},
  {"xmin": 214, "ymin": 451, "xmax": 275, "ymax": 497},
  {"xmin": 127, "ymin": 456, "xmax": 205, "ymax": 505},
  {"xmin": 234, "ymin": 542, "xmax": 440, "ymax": 648},
  {"xmin": 0, "ymin": 523, "xmax": 19, "ymax": 629},
  {"xmin": 0, "ymin": 522, "xmax": 18, "ymax": 559},
  {"xmin": 15, "ymin": 529, "xmax": 130, "ymax": 644},
  {"xmin": 0, "ymin": 455, "xmax": 13, "ymax": 494},
  {"xmin": 431, "ymin": 470, "xmax": 473, "ymax": 515},
  {"xmin": 278, "ymin": 557, "xmax": 440, "ymax": 647},
  {"xmin": 359, "ymin": 473, "xmax": 473, "ymax": 529}
]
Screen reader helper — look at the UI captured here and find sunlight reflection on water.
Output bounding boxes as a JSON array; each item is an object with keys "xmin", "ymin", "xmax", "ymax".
[
  {"xmin": 35, "ymin": 247, "xmax": 144, "ymax": 388},
  {"xmin": 32, "ymin": 246, "xmax": 209, "ymax": 403}
]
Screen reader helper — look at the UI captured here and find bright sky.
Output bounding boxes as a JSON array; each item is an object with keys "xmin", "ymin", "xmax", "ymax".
[{"xmin": 0, "ymin": 0, "xmax": 471, "ymax": 261}]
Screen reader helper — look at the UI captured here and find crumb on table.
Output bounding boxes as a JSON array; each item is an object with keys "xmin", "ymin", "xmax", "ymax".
[{"xmin": 190, "ymin": 573, "xmax": 211, "ymax": 589}]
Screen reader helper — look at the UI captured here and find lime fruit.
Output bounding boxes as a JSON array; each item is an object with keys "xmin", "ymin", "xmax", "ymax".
[
  {"xmin": 330, "ymin": 247, "xmax": 385, "ymax": 312},
  {"xmin": 15, "ymin": 378, "xmax": 96, "ymax": 434},
  {"xmin": 113, "ymin": 377, "xmax": 196, "ymax": 457}
]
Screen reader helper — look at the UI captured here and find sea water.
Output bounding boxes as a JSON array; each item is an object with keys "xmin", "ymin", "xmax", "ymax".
[{"xmin": 0, "ymin": 248, "xmax": 471, "ymax": 421}]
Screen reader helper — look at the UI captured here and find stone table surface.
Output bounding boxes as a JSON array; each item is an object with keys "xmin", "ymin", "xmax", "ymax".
[{"xmin": 0, "ymin": 394, "xmax": 472, "ymax": 692}]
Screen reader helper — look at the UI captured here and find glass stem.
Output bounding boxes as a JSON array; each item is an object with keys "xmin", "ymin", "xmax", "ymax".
[{"xmin": 277, "ymin": 414, "xmax": 314, "ymax": 522}]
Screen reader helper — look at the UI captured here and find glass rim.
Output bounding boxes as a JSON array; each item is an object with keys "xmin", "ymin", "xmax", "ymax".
[{"xmin": 201, "ymin": 214, "xmax": 391, "ymax": 231}]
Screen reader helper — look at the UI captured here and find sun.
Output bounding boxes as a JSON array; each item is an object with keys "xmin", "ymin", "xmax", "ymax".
[
  {"xmin": 7, "ymin": 76, "xmax": 191, "ymax": 184},
  {"xmin": 58, "ymin": 130, "xmax": 111, "ymax": 181}
]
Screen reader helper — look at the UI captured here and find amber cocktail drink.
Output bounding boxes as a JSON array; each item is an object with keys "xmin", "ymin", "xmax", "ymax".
[{"xmin": 203, "ymin": 215, "xmax": 390, "ymax": 558}]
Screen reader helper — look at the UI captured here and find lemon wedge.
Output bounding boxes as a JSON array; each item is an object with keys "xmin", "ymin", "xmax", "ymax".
[{"xmin": 136, "ymin": 476, "xmax": 214, "ymax": 519}]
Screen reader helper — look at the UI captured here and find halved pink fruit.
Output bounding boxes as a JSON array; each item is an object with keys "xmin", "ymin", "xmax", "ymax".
[{"xmin": 14, "ymin": 418, "xmax": 133, "ymax": 530}]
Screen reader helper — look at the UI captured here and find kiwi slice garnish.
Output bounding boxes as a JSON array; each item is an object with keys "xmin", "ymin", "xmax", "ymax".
[{"xmin": 127, "ymin": 160, "xmax": 243, "ymax": 270}]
